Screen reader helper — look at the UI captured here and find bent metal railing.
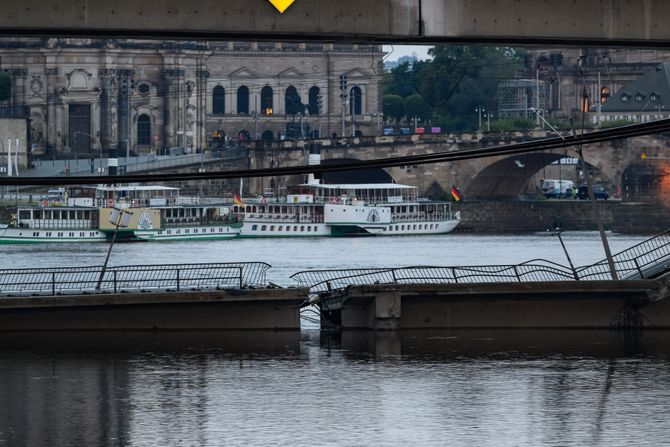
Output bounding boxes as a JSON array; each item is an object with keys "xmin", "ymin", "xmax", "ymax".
[
  {"xmin": 578, "ymin": 230, "xmax": 670, "ymax": 280},
  {"xmin": 0, "ymin": 262, "xmax": 270, "ymax": 296},
  {"xmin": 291, "ymin": 260, "xmax": 577, "ymax": 294},
  {"xmin": 291, "ymin": 230, "xmax": 670, "ymax": 293}
]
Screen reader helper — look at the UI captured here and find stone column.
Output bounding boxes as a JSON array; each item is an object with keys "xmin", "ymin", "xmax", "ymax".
[
  {"xmin": 44, "ymin": 68, "xmax": 59, "ymax": 157},
  {"xmin": 162, "ymin": 68, "xmax": 183, "ymax": 151},
  {"xmin": 99, "ymin": 69, "xmax": 116, "ymax": 154},
  {"xmin": 117, "ymin": 69, "xmax": 133, "ymax": 156},
  {"xmin": 197, "ymin": 68, "xmax": 209, "ymax": 152}
]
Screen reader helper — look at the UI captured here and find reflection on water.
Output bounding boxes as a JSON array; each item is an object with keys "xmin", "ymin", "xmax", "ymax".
[{"xmin": 1, "ymin": 330, "xmax": 669, "ymax": 446}]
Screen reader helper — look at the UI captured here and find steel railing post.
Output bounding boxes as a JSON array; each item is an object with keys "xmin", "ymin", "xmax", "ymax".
[
  {"xmin": 52, "ymin": 272, "xmax": 56, "ymax": 296},
  {"xmin": 176, "ymin": 269, "xmax": 180, "ymax": 291},
  {"xmin": 633, "ymin": 258, "xmax": 644, "ymax": 279}
]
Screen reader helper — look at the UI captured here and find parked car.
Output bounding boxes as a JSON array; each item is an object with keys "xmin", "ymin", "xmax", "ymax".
[{"xmin": 576, "ymin": 185, "xmax": 609, "ymax": 200}]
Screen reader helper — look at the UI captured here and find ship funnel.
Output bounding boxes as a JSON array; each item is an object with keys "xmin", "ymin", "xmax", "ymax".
[{"xmin": 307, "ymin": 144, "xmax": 321, "ymax": 185}]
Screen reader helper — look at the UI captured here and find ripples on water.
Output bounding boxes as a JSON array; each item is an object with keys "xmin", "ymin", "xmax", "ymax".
[{"xmin": 0, "ymin": 330, "xmax": 669, "ymax": 446}]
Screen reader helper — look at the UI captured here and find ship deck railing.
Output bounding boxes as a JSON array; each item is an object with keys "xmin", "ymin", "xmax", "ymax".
[
  {"xmin": 390, "ymin": 213, "xmax": 456, "ymax": 223},
  {"xmin": 0, "ymin": 262, "xmax": 271, "ymax": 296}
]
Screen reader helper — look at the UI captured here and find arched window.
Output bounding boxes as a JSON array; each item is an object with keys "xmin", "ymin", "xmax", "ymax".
[
  {"xmin": 261, "ymin": 86, "xmax": 274, "ymax": 115},
  {"xmin": 349, "ymin": 86, "xmax": 362, "ymax": 115},
  {"xmin": 285, "ymin": 86, "xmax": 302, "ymax": 115},
  {"xmin": 137, "ymin": 114, "xmax": 151, "ymax": 145},
  {"xmin": 237, "ymin": 86, "xmax": 249, "ymax": 114},
  {"xmin": 213, "ymin": 86, "xmax": 225, "ymax": 115},
  {"xmin": 308, "ymin": 86, "xmax": 320, "ymax": 115}
]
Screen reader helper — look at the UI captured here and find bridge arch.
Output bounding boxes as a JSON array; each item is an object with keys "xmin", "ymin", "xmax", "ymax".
[{"xmin": 466, "ymin": 152, "xmax": 613, "ymax": 200}]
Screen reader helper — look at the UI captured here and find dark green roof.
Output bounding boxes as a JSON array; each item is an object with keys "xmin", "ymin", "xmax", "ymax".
[{"xmin": 601, "ymin": 62, "xmax": 670, "ymax": 112}]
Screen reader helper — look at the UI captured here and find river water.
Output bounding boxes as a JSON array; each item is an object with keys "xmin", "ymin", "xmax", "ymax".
[{"xmin": 2, "ymin": 232, "xmax": 670, "ymax": 446}]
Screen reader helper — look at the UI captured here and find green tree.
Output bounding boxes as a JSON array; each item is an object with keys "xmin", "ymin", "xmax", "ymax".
[
  {"xmin": 404, "ymin": 94, "xmax": 432, "ymax": 122},
  {"xmin": 382, "ymin": 94, "xmax": 404, "ymax": 124},
  {"xmin": 421, "ymin": 46, "xmax": 524, "ymax": 132},
  {"xmin": 383, "ymin": 61, "xmax": 426, "ymax": 98},
  {"xmin": 0, "ymin": 73, "xmax": 11, "ymax": 102},
  {"xmin": 382, "ymin": 46, "xmax": 525, "ymax": 132}
]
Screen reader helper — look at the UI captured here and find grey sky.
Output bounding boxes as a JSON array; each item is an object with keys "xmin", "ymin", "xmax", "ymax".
[{"xmin": 383, "ymin": 45, "xmax": 433, "ymax": 61}]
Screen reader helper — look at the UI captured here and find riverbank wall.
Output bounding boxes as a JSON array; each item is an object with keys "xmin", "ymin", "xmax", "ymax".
[{"xmin": 458, "ymin": 200, "xmax": 670, "ymax": 234}]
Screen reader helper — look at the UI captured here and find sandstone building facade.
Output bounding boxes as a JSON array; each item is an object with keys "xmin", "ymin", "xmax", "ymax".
[{"xmin": 0, "ymin": 38, "xmax": 383, "ymax": 159}]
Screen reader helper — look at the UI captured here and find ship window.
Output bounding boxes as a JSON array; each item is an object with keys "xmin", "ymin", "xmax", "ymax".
[
  {"xmin": 401, "ymin": 225, "xmax": 405, "ymax": 230},
  {"xmin": 278, "ymin": 226, "xmax": 283, "ymax": 231},
  {"xmin": 90, "ymin": 232, "xmax": 95, "ymax": 236},
  {"xmin": 176, "ymin": 230, "xmax": 181, "ymax": 234},
  {"xmin": 282, "ymin": 206, "xmax": 287, "ymax": 213},
  {"xmin": 69, "ymin": 232, "xmax": 74, "ymax": 237},
  {"xmin": 167, "ymin": 230, "xmax": 172, "ymax": 234},
  {"xmin": 270, "ymin": 226, "xmax": 275, "ymax": 231},
  {"xmin": 33, "ymin": 232, "xmax": 38, "ymax": 237},
  {"xmin": 46, "ymin": 232, "xmax": 51, "ymax": 237},
  {"xmin": 300, "ymin": 226, "xmax": 305, "ymax": 231},
  {"xmin": 194, "ymin": 229, "xmax": 198, "ymax": 233},
  {"xmin": 294, "ymin": 226, "xmax": 298, "ymax": 231},
  {"xmin": 34, "ymin": 210, "xmax": 42, "ymax": 219},
  {"xmin": 58, "ymin": 232, "xmax": 63, "ymax": 237},
  {"xmin": 69, "ymin": 211, "xmax": 76, "ymax": 219},
  {"xmin": 261, "ymin": 225, "xmax": 267, "ymax": 231},
  {"xmin": 286, "ymin": 226, "xmax": 290, "ymax": 231},
  {"xmin": 19, "ymin": 210, "xmax": 30, "ymax": 219}
]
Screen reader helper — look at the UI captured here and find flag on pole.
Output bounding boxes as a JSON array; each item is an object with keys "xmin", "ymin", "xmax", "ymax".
[
  {"xmin": 233, "ymin": 193, "xmax": 245, "ymax": 207},
  {"xmin": 451, "ymin": 185, "xmax": 462, "ymax": 202}
]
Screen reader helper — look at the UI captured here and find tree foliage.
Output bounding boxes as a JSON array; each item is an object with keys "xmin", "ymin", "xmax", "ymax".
[
  {"xmin": 0, "ymin": 73, "xmax": 11, "ymax": 102},
  {"xmin": 404, "ymin": 94, "xmax": 432, "ymax": 122},
  {"xmin": 383, "ymin": 46, "xmax": 525, "ymax": 132},
  {"xmin": 382, "ymin": 94, "xmax": 404, "ymax": 123}
]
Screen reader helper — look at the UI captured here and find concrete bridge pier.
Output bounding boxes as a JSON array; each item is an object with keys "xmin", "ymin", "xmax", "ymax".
[
  {"xmin": 374, "ymin": 291, "xmax": 402, "ymax": 330},
  {"xmin": 325, "ymin": 280, "xmax": 670, "ymax": 330}
]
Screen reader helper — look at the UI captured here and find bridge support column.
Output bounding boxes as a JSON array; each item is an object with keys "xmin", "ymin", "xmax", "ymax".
[{"xmin": 374, "ymin": 291, "xmax": 401, "ymax": 330}]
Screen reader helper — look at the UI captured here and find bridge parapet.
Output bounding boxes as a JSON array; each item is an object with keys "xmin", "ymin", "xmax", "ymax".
[{"xmin": 245, "ymin": 129, "xmax": 558, "ymax": 151}]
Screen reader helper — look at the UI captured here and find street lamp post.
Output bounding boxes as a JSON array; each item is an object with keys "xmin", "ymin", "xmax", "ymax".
[
  {"xmin": 475, "ymin": 106, "xmax": 486, "ymax": 130},
  {"xmin": 96, "ymin": 207, "xmax": 133, "ymax": 290},
  {"xmin": 251, "ymin": 111, "xmax": 258, "ymax": 140},
  {"xmin": 485, "ymin": 112, "xmax": 493, "ymax": 132}
]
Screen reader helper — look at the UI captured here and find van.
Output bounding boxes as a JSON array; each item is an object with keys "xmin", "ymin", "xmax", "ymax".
[
  {"xmin": 541, "ymin": 179, "xmax": 574, "ymax": 198},
  {"xmin": 577, "ymin": 185, "xmax": 609, "ymax": 200}
]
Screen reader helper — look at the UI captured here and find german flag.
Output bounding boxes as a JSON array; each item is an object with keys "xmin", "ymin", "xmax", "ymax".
[
  {"xmin": 451, "ymin": 185, "xmax": 462, "ymax": 202},
  {"xmin": 233, "ymin": 193, "xmax": 245, "ymax": 207}
]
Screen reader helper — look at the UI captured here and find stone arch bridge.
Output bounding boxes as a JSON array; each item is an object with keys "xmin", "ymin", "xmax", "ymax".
[{"xmin": 241, "ymin": 131, "xmax": 670, "ymax": 200}]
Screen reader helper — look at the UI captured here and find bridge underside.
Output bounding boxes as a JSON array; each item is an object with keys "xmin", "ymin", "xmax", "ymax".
[
  {"xmin": 468, "ymin": 153, "xmax": 580, "ymax": 200},
  {"xmin": 4, "ymin": 1, "xmax": 670, "ymax": 46}
]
